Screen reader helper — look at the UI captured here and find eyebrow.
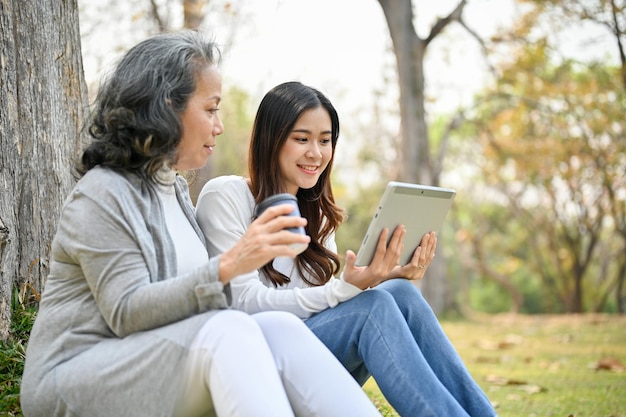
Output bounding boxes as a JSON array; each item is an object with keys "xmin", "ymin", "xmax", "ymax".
[
  {"xmin": 203, "ymin": 95, "xmax": 221, "ymax": 103},
  {"xmin": 291, "ymin": 128, "xmax": 332, "ymax": 135}
]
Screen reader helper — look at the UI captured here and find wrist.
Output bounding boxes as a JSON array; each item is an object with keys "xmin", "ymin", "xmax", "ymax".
[{"xmin": 218, "ymin": 253, "xmax": 235, "ymax": 284}]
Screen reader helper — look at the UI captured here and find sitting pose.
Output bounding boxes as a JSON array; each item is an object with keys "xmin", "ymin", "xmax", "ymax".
[
  {"xmin": 196, "ymin": 81, "xmax": 498, "ymax": 417},
  {"xmin": 20, "ymin": 34, "xmax": 381, "ymax": 417}
]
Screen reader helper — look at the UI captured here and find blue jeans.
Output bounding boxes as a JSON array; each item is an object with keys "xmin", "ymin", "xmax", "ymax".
[{"xmin": 304, "ymin": 279, "xmax": 497, "ymax": 417}]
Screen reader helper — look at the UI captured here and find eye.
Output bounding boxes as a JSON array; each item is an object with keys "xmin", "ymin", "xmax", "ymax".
[
  {"xmin": 293, "ymin": 137, "xmax": 308, "ymax": 143},
  {"xmin": 320, "ymin": 138, "xmax": 331, "ymax": 145},
  {"xmin": 208, "ymin": 107, "xmax": 220, "ymax": 114}
]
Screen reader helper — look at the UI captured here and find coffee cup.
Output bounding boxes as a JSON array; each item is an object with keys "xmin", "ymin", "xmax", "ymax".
[{"xmin": 254, "ymin": 193, "xmax": 308, "ymax": 255}]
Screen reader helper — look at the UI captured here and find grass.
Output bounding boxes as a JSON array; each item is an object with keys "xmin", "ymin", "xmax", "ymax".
[
  {"xmin": 2, "ymin": 310, "xmax": 625, "ymax": 416},
  {"xmin": 0, "ymin": 295, "xmax": 36, "ymax": 417},
  {"xmin": 363, "ymin": 313, "xmax": 626, "ymax": 417}
]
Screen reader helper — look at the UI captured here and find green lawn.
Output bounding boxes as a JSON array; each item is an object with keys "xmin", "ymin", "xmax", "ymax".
[
  {"xmin": 364, "ymin": 314, "xmax": 626, "ymax": 417},
  {"xmin": 3, "ymin": 312, "xmax": 625, "ymax": 416}
]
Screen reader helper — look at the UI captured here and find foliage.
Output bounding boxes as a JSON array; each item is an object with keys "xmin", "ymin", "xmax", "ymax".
[
  {"xmin": 211, "ymin": 86, "xmax": 255, "ymax": 178},
  {"xmin": 456, "ymin": 2, "xmax": 626, "ymax": 313},
  {"xmin": 181, "ymin": 85, "xmax": 255, "ymax": 203},
  {"xmin": 521, "ymin": 0, "xmax": 626, "ymax": 90},
  {"xmin": 0, "ymin": 292, "xmax": 36, "ymax": 417},
  {"xmin": 334, "ymin": 181, "xmax": 388, "ymax": 256}
]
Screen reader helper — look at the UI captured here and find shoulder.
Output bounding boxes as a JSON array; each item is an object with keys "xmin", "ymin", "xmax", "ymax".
[
  {"xmin": 69, "ymin": 167, "xmax": 158, "ymax": 219},
  {"xmin": 80, "ymin": 165, "xmax": 132, "ymax": 186},
  {"xmin": 75, "ymin": 167, "xmax": 142, "ymax": 200},
  {"xmin": 57, "ymin": 167, "xmax": 153, "ymax": 235},
  {"xmin": 198, "ymin": 175, "xmax": 252, "ymax": 204},
  {"xmin": 196, "ymin": 175, "xmax": 254, "ymax": 225},
  {"xmin": 202, "ymin": 175, "xmax": 248, "ymax": 193}
]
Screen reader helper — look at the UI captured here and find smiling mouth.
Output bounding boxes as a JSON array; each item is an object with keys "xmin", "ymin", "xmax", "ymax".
[{"xmin": 299, "ymin": 165, "xmax": 319, "ymax": 172}]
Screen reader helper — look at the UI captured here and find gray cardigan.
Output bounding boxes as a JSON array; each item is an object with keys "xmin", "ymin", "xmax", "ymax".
[{"xmin": 21, "ymin": 166, "xmax": 229, "ymax": 417}]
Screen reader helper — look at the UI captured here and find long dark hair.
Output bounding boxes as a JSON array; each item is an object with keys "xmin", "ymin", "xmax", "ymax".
[
  {"xmin": 76, "ymin": 30, "xmax": 220, "ymax": 180},
  {"xmin": 248, "ymin": 81, "xmax": 345, "ymax": 287}
]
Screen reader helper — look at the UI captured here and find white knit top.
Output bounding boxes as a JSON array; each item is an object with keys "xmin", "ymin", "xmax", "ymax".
[{"xmin": 196, "ymin": 175, "xmax": 362, "ymax": 319}]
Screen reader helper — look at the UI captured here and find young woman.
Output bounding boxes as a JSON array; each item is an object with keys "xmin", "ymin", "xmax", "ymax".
[
  {"xmin": 196, "ymin": 81, "xmax": 498, "ymax": 417},
  {"xmin": 20, "ymin": 34, "xmax": 381, "ymax": 417}
]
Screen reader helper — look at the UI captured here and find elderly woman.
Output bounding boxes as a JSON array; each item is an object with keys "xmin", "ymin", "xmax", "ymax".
[{"xmin": 20, "ymin": 32, "xmax": 381, "ymax": 417}]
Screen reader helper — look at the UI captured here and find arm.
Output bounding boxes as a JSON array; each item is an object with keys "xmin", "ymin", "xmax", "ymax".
[
  {"xmin": 196, "ymin": 177, "xmax": 362, "ymax": 319},
  {"xmin": 58, "ymin": 186, "xmax": 225, "ymax": 338}
]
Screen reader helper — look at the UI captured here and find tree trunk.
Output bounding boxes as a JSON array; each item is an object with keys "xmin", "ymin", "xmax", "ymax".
[
  {"xmin": 0, "ymin": 217, "xmax": 10, "ymax": 340},
  {"xmin": 377, "ymin": 0, "xmax": 431, "ymax": 185},
  {"xmin": 377, "ymin": 0, "xmax": 468, "ymax": 313},
  {"xmin": 0, "ymin": 0, "xmax": 88, "ymax": 341},
  {"xmin": 184, "ymin": 0, "xmax": 207, "ymax": 29}
]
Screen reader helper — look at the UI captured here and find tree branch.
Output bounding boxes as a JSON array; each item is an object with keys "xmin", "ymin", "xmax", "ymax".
[
  {"xmin": 457, "ymin": 18, "xmax": 498, "ymax": 76},
  {"xmin": 424, "ymin": 0, "xmax": 467, "ymax": 46},
  {"xmin": 610, "ymin": 0, "xmax": 626, "ymax": 90},
  {"xmin": 149, "ymin": 0, "xmax": 167, "ymax": 32},
  {"xmin": 470, "ymin": 227, "xmax": 524, "ymax": 313}
]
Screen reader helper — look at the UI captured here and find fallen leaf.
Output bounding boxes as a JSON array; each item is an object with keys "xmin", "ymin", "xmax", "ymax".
[
  {"xmin": 521, "ymin": 384, "xmax": 547, "ymax": 394},
  {"xmin": 475, "ymin": 356, "xmax": 501, "ymax": 364},
  {"xmin": 594, "ymin": 356, "xmax": 626, "ymax": 372},
  {"xmin": 486, "ymin": 375, "xmax": 527, "ymax": 385},
  {"xmin": 477, "ymin": 335, "xmax": 523, "ymax": 351}
]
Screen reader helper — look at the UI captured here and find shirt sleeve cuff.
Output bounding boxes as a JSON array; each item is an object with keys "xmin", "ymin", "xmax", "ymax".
[{"xmin": 194, "ymin": 256, "xmax": 230, "ymax": 310}]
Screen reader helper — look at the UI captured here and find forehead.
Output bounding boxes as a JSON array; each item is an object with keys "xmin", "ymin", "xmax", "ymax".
[
  {"xmin": 193, "ymin": 64, "xmax": 222, "ymax": 95},
  {"xmin": 293, "ymin": 107, "xmax": 331, "ymax": 128}
]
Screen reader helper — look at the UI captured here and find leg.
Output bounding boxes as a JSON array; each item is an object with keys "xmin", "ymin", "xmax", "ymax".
[
  {"xmin": 375, "ymin": 279, "xmax": 497, "ymax": 417},
  {"xmin": 175, "ymin": 310, "xmax": 295, "ymax": 417},
  {"xmin": 305, "ymin": 290, "xmax": 472, "ymax": 417},
  {"xmin": 252, "ymin": 311, "xmax": 381, "ymax": 417}
]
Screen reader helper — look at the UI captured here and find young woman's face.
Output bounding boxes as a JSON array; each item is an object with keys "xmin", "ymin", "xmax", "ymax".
[
  {"xmin": 278, "ymin": 106, "xmax": 333, "ymax": 195},
  {"xmin": 175, "ymin": 64, "xmax": 224, "ymax": 171}
]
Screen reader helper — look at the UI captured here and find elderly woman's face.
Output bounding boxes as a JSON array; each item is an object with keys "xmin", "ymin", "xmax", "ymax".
[{"xmin": 174, "ymin": 64, "xmax": 224, "ymax": 171}]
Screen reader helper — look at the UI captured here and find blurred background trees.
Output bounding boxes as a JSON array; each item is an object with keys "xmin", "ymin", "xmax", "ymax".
[
  {"xmin": 2, "ymin": 0, "xmax": 625, "ymax": 340},
  {"xmin": 452, "ymin": 0, "xmax": 626, "ymax": 314}
]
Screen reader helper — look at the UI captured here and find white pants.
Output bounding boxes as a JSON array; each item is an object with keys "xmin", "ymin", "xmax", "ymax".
[{"xmin": 174, "ymin": 310, "xmax": 380, "ymax": 417}]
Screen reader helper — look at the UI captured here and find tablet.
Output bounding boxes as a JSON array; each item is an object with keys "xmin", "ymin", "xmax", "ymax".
[{"xmin": 354, "ymin": 181, "xmax": 456, "ymax": 267}]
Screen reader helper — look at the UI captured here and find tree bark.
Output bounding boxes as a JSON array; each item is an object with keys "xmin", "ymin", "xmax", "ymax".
[
  {"xmin": 0, "ymin": 217, "xmax": 10, "ymax": 340},
  {"xmin": 0, "ymin": 0, "xmax": 88, "ymax": 340},
  {"xmin": 377, "ymin": 0, "xmax": 468, "ymax": 313}
]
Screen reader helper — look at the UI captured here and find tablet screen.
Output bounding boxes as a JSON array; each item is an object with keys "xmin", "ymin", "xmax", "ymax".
[{"xmin": 354, "ymin": 182, "xmax": 456, "ymax": 267}]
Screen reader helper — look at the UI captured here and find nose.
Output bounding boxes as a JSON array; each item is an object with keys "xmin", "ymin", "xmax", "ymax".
[
  {"xmin": 214, "ymin": 113, "xmax": 225, "ymax": 136},
  {"xmin": 305, "ymin": 142, "xmax": 322, "ymax": 159}
]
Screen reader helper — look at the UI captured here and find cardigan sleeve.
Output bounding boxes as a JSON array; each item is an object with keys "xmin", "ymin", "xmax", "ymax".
[
  {"xmin": 196, "ymin": 176, "xmax": 362, "ymax": 319},
  {"xmin": 56, "ymin": 171, "xmax": 228, "ymax": 338}
]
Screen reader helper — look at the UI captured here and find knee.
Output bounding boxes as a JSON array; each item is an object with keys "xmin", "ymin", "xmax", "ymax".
[
  {"xmin": 193, "ymin": 310, "xmax": 265, "ymax": 349},
  {"xmin": 254, "ymin": 311, "xmax": 309, "ymax": 335},
  {"xmin": 345, "ymin": 291, "xmax": 407, "ymax": 336},
  {"xmin": 358, "ymin": 290, "xmax": 398, "ymax": 316},
  {"xmin": 212, "ymin": 309, "xmax": 257, "ymax": 330},
  {"xmin": 379, "ymin": 279, "xmax": 428, "ymax": 307},
  {"xmin": 380, "ymin": 278, "xmax": 421, "ymax": 297},
  {"xmin": 365, "ymin": 283, "xmax": 435, "ymax": 323}
]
